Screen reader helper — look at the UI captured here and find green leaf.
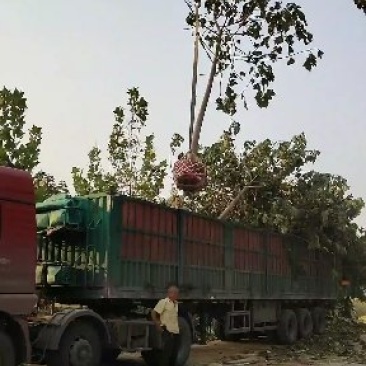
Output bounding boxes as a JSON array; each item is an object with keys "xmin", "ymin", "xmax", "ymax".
[{"xmin": 303, "ymin": 53, "xmax": 317, "ymax": 71}]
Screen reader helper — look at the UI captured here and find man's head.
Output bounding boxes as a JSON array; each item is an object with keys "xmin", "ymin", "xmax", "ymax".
[{"xmin": 167, "ymin": 284, "xmax": 179, "ymax": 302}]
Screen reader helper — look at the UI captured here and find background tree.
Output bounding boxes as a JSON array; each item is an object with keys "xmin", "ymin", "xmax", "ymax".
[
  {"xmin": 72, "ymin": 146, "xmax": 115, "ymax": 195},
  {"xmin": 72, "ymin": 88, "xmax": 168, "ymax": 201},
  {"xmin": 33, "ymin": 171, "xmax": 69, "ymax": 202},
  {"xmin": 0, "ymin": 87, "xmax": 42, "ymax": 171},
  {"xmin": 343, "ymin": 230, "xmax": 366, "ymax": 299},
  {"xmin": 0, "ymin": 86, "xmax": 68, "ymax": 201},
  {"xmin": 289, "ymin": 172, "xmax": 364, "ymax": 255}
]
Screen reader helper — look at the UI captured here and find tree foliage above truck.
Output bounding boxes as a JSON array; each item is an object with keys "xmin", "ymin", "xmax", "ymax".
[
  {"xmin": 72, "ymin": 88, "xmax": 168, "ymax": 201},
  {"xmin": 169, "ymin": 125, "xmax": 366, "ymax": 294}
]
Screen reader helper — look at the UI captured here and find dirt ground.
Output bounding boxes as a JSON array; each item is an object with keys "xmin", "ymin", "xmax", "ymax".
[
  {"xmin": 30, "ymin": 337, "xmax": 364, "ymax": 366},
  {"xmin": 117, "ymin": 340, "xmax": 365, "ymax": 366}
]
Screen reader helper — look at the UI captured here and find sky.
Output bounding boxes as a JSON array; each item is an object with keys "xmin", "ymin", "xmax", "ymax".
[{"xmin": 0, "ymin": 1, "xmax": 365, "ymax": 223}]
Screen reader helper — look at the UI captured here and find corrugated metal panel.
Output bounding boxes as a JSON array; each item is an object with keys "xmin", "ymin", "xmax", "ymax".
[
  {"xmin": 84, "ymin": 195, "xmax": 110, "ymax": 288},
  {"xmin": 266, "ymin": 234, "xmax": 291, "ymax": 297},
  {"xmin": 182, "ymin": 213, "xmax": 225, "ymax": 292},
  {"xmin": 106, "ymin": 196, "xmax": 338, "ymax": 300},
  {"xmin": 232, "ymin": 227, "xmax": 266, "ymax": 297},
  {"xmin": 37, "ymin": 193, "xmax": 338, "ymax": 301},
  {"xmin": 109, "ymin": 197, "xmax": 179, "ymax": 291}
]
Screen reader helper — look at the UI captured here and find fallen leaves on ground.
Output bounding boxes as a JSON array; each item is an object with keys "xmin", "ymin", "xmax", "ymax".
[
  {"xmin": 270, "ymin": 316, "xmax": 366, "ymax": 364},
  {"xmin": 200, "ymin": 316, "xmax": 366, "ymax": 366}
]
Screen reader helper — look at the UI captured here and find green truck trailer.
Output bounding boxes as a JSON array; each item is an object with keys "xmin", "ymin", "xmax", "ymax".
[{"xmin": 0, "ymin": 167, "xmax": 340, "ymax": 366}]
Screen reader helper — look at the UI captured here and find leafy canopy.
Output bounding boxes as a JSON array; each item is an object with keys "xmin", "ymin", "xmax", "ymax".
[
  {"xmin": 170, "ymin": 125, "xmax": 366, "ymax": 292},
  {"xmin": 0, "ymin": 87, "xmax": 42, "ymax": 171},
  {"xmin": 170, "ymin": 125, "xmax": 364, "ymax": 254},
  {"xmin": 185, "ymin": 0, "xmax": 324, "ymax": 154}
]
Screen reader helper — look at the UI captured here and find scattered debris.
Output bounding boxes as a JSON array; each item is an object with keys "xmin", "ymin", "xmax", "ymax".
[
  {"xmin": 191, "ymin": 316, "xmax": 366, "ymax": 366},
  {"xmin": 271, "ymin": 316, "xmax": 366, "ymax": 364}
]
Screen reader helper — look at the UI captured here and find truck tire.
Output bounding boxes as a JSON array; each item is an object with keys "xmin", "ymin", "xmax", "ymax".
[
  {"xmin": 213, "ymin": 317, "xmax": 244, "ymax": 342},
  {"xmin": 213, "ymin": 321, "xmax": 242, "ymax": 342},
  {"xmin": 213, "ymin": 318, "xmax": 225, "ymax": 341},
  {"xmin": 141, "ymin": 317, "xmax": 192, "ymax": 366},
  {"xmin": 312, "ymin": 307, "xmax": 327, "ymax": 335},
  {"xmin": 46, "ymin": 321, "xmax": 101, "ymax": 366},
  {"xmin": 141, "ymin": 350, "xmax": 161, "ymax": 366},
  {"xmin": 296, "ymin": 308, "xmax": 313, "ymax": 339},
  {"xmin": 101, "ymin": 348, "xmax": 121, "ymax": 362},
  {"xmin": 176, "ymin": 317, "xmax": 192, "ymax": 366},
  {"xmin": 277, "ymin": 309, "xmax": 298, "ymax": 345},
  {"xmin": 0, "ymin": 331, "xmax": 16, "ymax": 366}
]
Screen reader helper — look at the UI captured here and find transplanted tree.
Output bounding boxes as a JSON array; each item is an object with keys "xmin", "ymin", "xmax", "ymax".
[
  {"xmin": 72, "ymin": 88, "xmax": 168, "ymax": 201},
  {"xmin": 0, "ymin": 86, "xmax": 68, "ymax": 201},
  {"xmin": 184, "ymin": 0, "xmax": 324, "ymax": 158},
  {"xmin": 170, "ymin": 127, "xmax": 364, "ymax": 256},
  {"xmin": 172, "ymin": 127, "xmax": 366, "ymax": 292},
  {"xmin": 354, "ymin": 0, "xmax": 366, "ymax": 14},
  {"xmin": 171, "ymin": 126, "xmax": 317, "ymax": 219}
]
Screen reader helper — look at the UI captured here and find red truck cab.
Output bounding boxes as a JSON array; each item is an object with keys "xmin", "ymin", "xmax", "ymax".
[{"xmin": 0, "ymin": 167, "xmax": 37, "ymax": 315}]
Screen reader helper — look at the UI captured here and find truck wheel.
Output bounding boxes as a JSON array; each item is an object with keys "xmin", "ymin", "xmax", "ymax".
[
  {"xmin": 47, "ymin": 322, "xmax": 101, "ymax": 366},
  {"xmin": 213, "ymin": 318, "xmax": 242, "ymax": 341},
  {"xmin": 213, "ymin": 318, "xmax": 225, "ymax": 341},
  {"xmin": 312, "ymin": 307, "xmax": 327, "ymax": 335},
  {"xmin": 142, "ymin": 317, "xmax": 191, "ymax": 366},
  {"xmin": 176, "ymin": 317, "xmax": 192, "ymax": 366},
  {"xmin": 141, "ymin": 350, "xmax": 161, "ymax": 366},
  {"xmin": 101, "ymin": 348, "xmax": 121, "ymax": 362},
  {"xmin": 296, "ymin": 308, "xmax": 313, "ymax": 339},
  {"xmin": 0, "ymin": 331, "xmax": 16, "ymax": 366},
  {"xmin": 277, "ymin": 309, "xmax": 298, "ymax": 345}
]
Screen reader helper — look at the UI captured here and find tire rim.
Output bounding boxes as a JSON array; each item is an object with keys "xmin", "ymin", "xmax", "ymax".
[{"xmin": 69, "ymin": 338, "xmax": 93, "ymax": 366}]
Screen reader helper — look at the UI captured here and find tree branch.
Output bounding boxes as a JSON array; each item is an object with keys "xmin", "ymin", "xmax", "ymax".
[
  {"xmin": 199, "ymin": 38, "xmax": 214, "ymax": 62},
  {"xmin": 218, "ymin": 181, "xmax": 260, "ymax": 220},
  {"xmin": 184, "ymin": 0, "xmax": 193, "ymax": 12}
]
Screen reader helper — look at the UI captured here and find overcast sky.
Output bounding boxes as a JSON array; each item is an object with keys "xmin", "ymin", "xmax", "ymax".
[{"xmin": 0, "ymin": 1, "xmax": 365, "ymax": 223}]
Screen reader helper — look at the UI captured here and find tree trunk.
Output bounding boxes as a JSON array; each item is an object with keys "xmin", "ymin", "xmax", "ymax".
[
  {"xmin": 190, "ymin": 44, "xmax": 220, "ymax": 155},
  {"xmin": 189, "ymin": 2, "xmax": 200, "ymax": 148}
]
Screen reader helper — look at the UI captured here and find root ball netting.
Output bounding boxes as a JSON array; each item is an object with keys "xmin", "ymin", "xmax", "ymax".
[{"xmin": 173, "ymin": 154, "xmax": 207, "ymax": 193}]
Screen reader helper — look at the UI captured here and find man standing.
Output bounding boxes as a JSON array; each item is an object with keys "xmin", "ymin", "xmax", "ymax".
[{"xmin": 151, "ymin": 285, "xmax": 180, "ymax": 366}]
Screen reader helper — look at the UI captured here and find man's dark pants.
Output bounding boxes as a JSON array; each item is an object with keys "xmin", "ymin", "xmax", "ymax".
[{"xmin": 161, "ymin": 330, "xmax": 179, "ymax": 366}]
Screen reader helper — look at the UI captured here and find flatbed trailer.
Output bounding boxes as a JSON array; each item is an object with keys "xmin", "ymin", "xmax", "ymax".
[{"xmin": 0, "ymin": 167, "xmax": 339, "ymax": 366}]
